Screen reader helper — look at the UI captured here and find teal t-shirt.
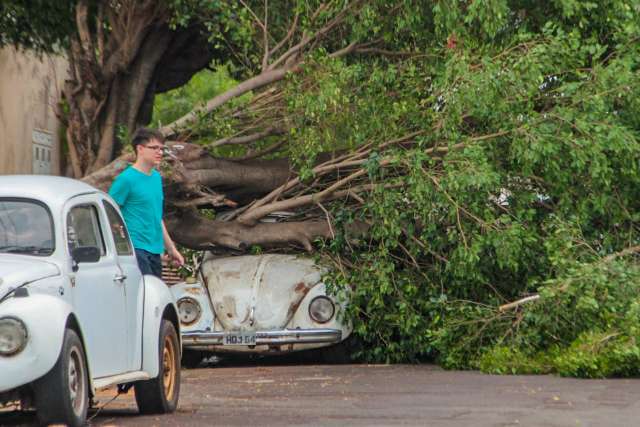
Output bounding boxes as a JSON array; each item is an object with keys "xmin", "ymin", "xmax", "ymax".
[{"xmin": 108, "ymin": 166, "xmax": 164, "ymax": 254}]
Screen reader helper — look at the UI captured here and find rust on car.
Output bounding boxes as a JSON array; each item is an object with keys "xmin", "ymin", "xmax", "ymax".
[
  {"xmin": 286, "ymin": 282, "xmax": 313, "ymax": 320},
  {"xmin": 185, "ymin": 286, "xmax": 203, "ymax": 295}
]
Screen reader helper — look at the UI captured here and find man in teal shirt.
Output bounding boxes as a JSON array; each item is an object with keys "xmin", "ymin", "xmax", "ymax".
[{"xmin": 109, "ymin": 128, "xmax": 184, "ymax": 277}]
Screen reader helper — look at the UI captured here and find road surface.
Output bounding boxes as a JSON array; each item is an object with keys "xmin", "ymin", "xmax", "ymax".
[{"xmin": 1, "ymin": 364, "xmax": 639, "ymax": 426}]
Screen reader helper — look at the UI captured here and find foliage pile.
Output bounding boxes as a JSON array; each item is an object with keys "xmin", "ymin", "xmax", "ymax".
[{"xmin": 308, "ymin": 1, "xmax": 640, "ymax": 376}]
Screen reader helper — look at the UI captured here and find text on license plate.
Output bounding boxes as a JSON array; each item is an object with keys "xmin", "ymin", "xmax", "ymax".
[{"xmin": 224, "ymin": 332, "xmax": 257, "ymax": 345}]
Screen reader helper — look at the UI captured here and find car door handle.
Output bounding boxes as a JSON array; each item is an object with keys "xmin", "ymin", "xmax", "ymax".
[{"xmin": 114, "ymin": 274, "xmax": 127, "ymax": 283}]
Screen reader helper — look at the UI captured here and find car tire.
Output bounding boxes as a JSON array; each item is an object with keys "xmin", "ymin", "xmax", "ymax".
[
  {"xmin": 181, "ymin": 349, "xmax": 204, "ymax": 369},
  {"xmin": 135, "ymin": 319, "xmax": 181, "ymax": 414},
  {"xmin": 33, "ymin": 328, "xmax": 89, "ymax": 427}
]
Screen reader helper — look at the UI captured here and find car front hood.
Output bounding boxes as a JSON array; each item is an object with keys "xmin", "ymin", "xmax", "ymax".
[
  {"xmin": 201, "ymin": 254, "xmax": 323, "ymax": 331},
  {"xmin": 0, "ymin": 256, "xmax": 60, "ymax": 296}
]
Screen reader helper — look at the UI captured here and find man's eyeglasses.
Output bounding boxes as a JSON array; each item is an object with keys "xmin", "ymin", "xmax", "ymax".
[{"xmin": 143, "ymin": 145, "xmax": 165, "ymax": 152}]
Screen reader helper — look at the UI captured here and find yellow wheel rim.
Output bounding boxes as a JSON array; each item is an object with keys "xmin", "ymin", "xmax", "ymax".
[{"xmin": 162, "ymin": 335, "xmax": 177, "ymax": 400}]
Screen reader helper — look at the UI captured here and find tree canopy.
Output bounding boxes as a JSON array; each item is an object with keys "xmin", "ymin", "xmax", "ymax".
[{"xmin": 0, "ymin": 0, "xmax": 75, "ymax": 52}]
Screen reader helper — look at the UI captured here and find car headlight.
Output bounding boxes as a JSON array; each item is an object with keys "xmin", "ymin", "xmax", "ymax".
[
  {"xmin": 0, "ymin": 317, "xmax": 28, "ymax": 356},
  {"xmin": 177, "ymin": 297, "xmax": 201, "ymax": 325},
  {"xmin": 308, "ymin": 296, "xmax": 335, "ymax": 324}
]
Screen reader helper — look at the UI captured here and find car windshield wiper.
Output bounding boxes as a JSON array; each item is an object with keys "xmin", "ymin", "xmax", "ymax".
[{"xmin": 0, "ymin": 245, "xmax": 52, "ymax": 255}]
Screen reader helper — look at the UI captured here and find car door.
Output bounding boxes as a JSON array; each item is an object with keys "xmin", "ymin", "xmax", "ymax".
[
  {"xmin": 102, "ymin": 198, "xmax": 144, "ymax": 371},
  {"xmin": 66, "ymin": 196, "xmax": 128, "ymax": 378}
]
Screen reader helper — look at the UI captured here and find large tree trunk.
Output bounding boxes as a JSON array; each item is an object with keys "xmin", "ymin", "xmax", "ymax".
[
  {"xmin": 166, "ymin": 210, "xmax": 335, "ymax": 252},
  {"xmin": 62, "ymin": 1, "xmax": 218, "ymax": 177}
]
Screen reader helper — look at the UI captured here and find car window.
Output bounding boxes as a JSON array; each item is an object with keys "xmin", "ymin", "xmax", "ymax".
[
  {"xmin": 103, "ymin": 200, "xmax": 133, "ymax": 256},
  {"xmin": 67, "ymin": 205, "xmax": 106, "ymax": 256},
  {"xmin": 0, "ymin": 198, "xmax": 54, "ymax": 256}
]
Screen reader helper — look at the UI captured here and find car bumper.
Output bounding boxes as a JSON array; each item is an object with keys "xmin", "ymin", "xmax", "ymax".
[{"xmin": 182, "ymin": 328, "xmax": 342, "ymax": 348}]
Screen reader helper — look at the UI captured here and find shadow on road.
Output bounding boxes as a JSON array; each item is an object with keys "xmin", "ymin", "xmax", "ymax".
[{"xmin": 193, "ymin": 351, "xmax": 349, "ymax": 369}]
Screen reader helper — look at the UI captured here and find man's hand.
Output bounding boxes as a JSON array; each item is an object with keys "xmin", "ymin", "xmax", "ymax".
[{"xmin": 165, "ymin": 246, "xmax": 185, "ymax": 267}]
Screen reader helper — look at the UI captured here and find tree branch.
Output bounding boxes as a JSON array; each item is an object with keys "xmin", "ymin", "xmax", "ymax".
[
  {"xmin": 601, "ymin": 245, "xmax": 640, "ymax": 263},
  {"xmin": 161, "ymin": 67, "xmax": 293, "ymax": 137},
  {"xmin": 238, "ymin": 168, "xmax": 370, "ymax": 225},
  {"xmin": 267, "ymin": 2, "xmax": 360, "ymax": 71},
  {"xmin": 208, "ymin": 126, "xmax": 284, "ymax": 148},
  {"xmin": 228, "ymin": 139, "xmax": 287, "ymax": 161},
  {"xmin": 499, "ymin": 295, "xmax": 540, "ymax": 312},
  {"xmin": 75, "ymin": 0, "xmax": 94, "ymax": 61},
  {"xmin": 262, "ymin": 0, "xmax": 269, "ymax": 71},
  {"xmin": 96, "ymin": 2, "xmax": 105, "ymax": 67},
  {"xmin": 268, "ymin": 13, "xmax": 298, "ymax": 59}
]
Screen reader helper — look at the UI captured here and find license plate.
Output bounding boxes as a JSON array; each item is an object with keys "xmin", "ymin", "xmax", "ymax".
[{"xmin": 223, "ymin": 331, "xmax": 257, "ymax": 346}]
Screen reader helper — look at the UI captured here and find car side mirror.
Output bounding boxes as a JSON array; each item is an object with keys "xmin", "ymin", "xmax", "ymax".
[{"xmin": 72, "ymin": 246, "xmax": 101, "ymax": 265}]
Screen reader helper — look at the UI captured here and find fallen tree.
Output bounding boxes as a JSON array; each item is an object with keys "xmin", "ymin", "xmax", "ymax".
[{"xmin": 7, "ymin": 1, "xmax": 640, "ymax": 375}]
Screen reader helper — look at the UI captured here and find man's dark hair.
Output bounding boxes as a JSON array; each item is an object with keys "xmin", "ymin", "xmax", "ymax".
[{"xmin": 131, "ymin": 127, "xmax": 165, "ymax": 151}]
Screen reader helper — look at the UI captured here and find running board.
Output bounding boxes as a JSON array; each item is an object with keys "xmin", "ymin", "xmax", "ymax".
[{"xmin": 92, "ymin": 371, "xmax": 151, "ymax": 391}]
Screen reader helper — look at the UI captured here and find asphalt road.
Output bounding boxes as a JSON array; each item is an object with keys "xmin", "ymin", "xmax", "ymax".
[{"xmin": 2, "ymin": 364, "xmax": 639, "ymax": 426}]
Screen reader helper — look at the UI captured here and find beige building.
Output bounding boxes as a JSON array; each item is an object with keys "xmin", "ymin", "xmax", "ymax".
[{"xmin": 0, "ymin": 46, "xmax": 68, "ymax": 175}]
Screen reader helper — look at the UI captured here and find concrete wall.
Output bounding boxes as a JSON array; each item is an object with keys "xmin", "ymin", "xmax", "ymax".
[{"xmin": 0, "ymin": 46, "xmax": 68, "ymax": 175}]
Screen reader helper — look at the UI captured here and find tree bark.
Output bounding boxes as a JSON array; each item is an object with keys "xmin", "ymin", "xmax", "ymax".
[{"xmin": 166, "ymin": 209, "xmax": 334, "ymax": 252}]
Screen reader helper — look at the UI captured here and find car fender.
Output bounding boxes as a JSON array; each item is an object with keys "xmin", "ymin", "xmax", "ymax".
[
  {"xmin": 141, "ymin": 275, "xmax": 180, "ymax": 378},
  {"xmin": 169, "ymin": 281, "xmax": 215, "ymax": 334},
  {"xmin": 0, "ymin": 294, "xmax": 75, "ymax": 392},
  {"xmin": 288, "ymin": 282, "xmax": 353, "ymax": 347}
]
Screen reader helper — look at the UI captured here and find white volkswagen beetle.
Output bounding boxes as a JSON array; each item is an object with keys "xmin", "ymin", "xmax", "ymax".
[
  {"xmin": 170, "ymin": 253, "xmax": 352, "ymax": 367},
  {"xmin": 0, "ymin": 176, "xmax": 180, "ymax": 426}
]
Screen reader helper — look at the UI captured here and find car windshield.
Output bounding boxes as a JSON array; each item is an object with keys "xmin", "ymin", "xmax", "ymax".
[{"xmin": 0, "ymin": 199, "xmax": 54, "ymax": 256}]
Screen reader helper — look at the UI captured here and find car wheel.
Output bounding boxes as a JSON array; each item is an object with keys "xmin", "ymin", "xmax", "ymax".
[
  {"xmin": 135, "ymin": 319, "xmax": 180, "ymax": 414},
  {"xmin": 181, "ymin": 349, "xmax": 204, "ymax": 369},
  {"xmin": 34, "ymin": 328, "xmax": 89, "ymax": 427}
]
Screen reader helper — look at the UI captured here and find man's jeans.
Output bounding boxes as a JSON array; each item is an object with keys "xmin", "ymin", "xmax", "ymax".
[{"xmin": 135, "ymin": 249, "xmax": 162, "ymax": 278}]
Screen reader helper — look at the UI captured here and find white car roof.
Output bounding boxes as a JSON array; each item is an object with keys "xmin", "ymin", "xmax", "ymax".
[{"xmin": 0, "ymin": 175, "xmax": 100, "ymax": 210}]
